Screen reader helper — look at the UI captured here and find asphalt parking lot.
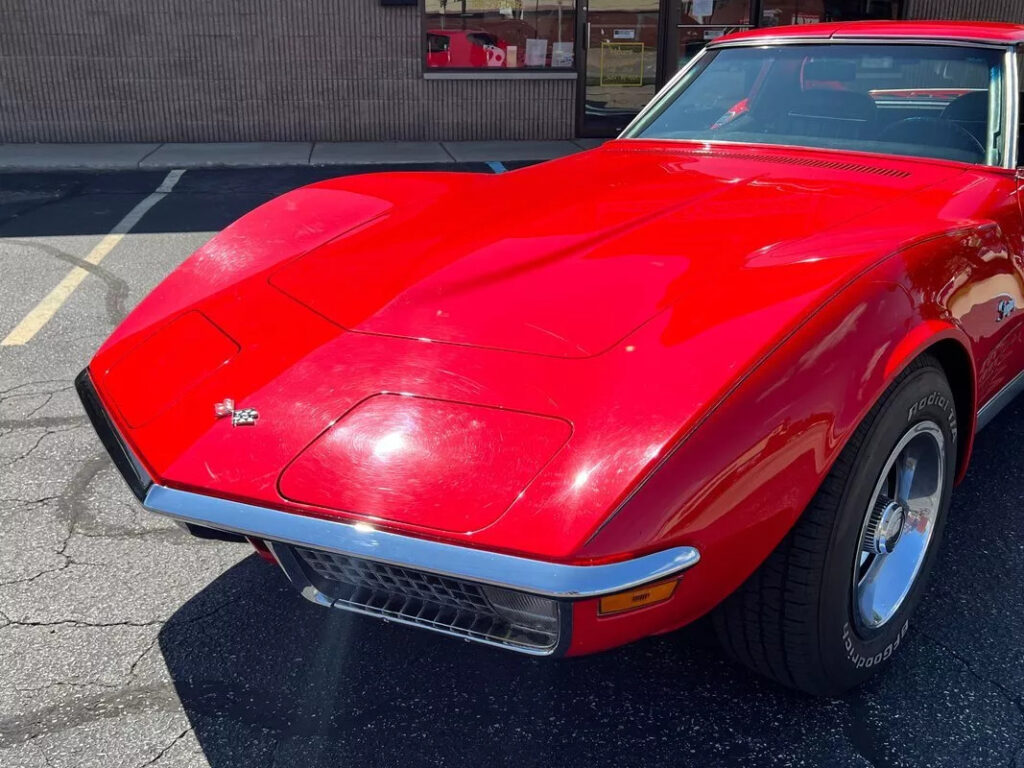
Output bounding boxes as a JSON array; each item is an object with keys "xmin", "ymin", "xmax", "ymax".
[{"xmin": 1, "ymin": 164, "xmax": 1023, "ymax": 768}]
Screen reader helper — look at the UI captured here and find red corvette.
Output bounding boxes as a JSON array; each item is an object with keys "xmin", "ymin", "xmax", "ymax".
[{"xmin": 79, "ymin": 21, "xmax": 1024, "ymax": 695}]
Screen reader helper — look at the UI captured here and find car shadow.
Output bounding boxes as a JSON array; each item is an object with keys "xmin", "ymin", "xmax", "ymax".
[
  {"xmin": 157, "ymin": 399, "xmax": 1024, "ymax": 768},
  {"xmin": 157, "ymin": 559, "xmax": 815, "ymax": 767},
  {"xmin": 0, "ymin": 165, "xmax": 494, "ymax": 237}
]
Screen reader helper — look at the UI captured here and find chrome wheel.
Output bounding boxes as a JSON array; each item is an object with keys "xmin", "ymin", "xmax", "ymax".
[{"xmin": 853, "ymin": 420, "xmax": 946, "ymax": 631}]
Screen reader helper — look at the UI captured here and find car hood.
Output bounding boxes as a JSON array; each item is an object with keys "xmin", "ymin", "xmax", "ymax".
[
  {"xmin": 89, "ymin": 141, "xmax": 966, "ymax": 559},
  {"xmin": 267, "ymin": 142, "xmax": 950, "ymax": 358}
]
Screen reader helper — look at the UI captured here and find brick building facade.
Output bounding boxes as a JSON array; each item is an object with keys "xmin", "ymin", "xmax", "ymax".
[{"xmin": 0, "ymin": 0, "xmax": 1021, "ymax": 143}]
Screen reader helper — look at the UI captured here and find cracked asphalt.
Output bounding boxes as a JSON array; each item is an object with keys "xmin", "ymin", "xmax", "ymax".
[{"xmin": 1, "ymin": 166, "xmax": 1023, "ymax": 768}]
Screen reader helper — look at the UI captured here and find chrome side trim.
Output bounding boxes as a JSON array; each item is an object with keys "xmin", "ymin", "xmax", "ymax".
[
  {"xmin": 1007, "ymin": 46, "xmax": 1020, "ymax": 169},
  {"xmin": 1003, "ymin": 48, "xmax": 1019, "ymax": 169},
  {"xmin": 143, "ymin": 485, "xmax": 700, "ymax": 598},
  {"xmin": 976, "ymin": 368, "xmax": 1024, "ymax": 431}
]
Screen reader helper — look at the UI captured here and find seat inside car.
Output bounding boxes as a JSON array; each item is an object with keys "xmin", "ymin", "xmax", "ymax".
[
  {"xmin": 779, "ymin": 59, "xmax": 878, "ymax": 140},
  {"xmin": 940, "ymin": 90, "xmax": 989, "ymax": 145},
  {"xmin": 784, "ymin": 89, "xmax": 879, "ymax": 139}
]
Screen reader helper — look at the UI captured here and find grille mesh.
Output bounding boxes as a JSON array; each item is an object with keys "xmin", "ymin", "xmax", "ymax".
[
  {"xmin": 684, "ymin": 148, "xmax": 912, "ymax": 178},
  {"xmin": 623, "ymin": 145, "xmax": 911, "ymax": 178},
  {"xmin": 294, "ymin": 547, "xmax": 560, "ymax": 652}
]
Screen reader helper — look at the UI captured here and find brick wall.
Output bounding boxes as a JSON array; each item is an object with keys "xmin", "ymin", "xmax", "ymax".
[
  {"xmin": 0, "ymin": 0, "xmax": 576, "ymax": 142},
  {"xmin": 3, "ymin": 0, "xmax": 1023, "ymax": 144},
  {"xmin": 905, "ymin": 0, "xmax": 1024, "ymax": 23}
]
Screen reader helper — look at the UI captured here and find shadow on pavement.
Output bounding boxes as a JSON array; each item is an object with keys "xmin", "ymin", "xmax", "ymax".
[
  {"xmin": 158, "ymin": 400, "xmax": 1024, "ymax": 768},
  {"xmin": 0, "ymin": 165, "xmax": 493, "ymax": 238}
]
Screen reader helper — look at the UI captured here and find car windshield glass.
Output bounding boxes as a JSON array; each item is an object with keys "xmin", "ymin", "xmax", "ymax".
[{"xmin": 628, "ymin": 44, "xmax": 1006, "ymax": 166}]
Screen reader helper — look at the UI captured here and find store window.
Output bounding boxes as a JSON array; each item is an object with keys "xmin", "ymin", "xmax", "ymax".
[
  {"xmin": 424, "ymin": 0, "xmax": 577, "ymax": 70},
  {"xmin": 759, "ymin": 0, "xmax": 901, "ymax": 27},
  {"xmin": 665, "ymin": 1, "xmax": 902, "ymax": 83},
  {"xmin": 580, "ymin": 0, "xmax": 662, "ymax": 136},
  {"xmin": 674, "ymin": 1, "xmax": 755, "ymax": 72}
]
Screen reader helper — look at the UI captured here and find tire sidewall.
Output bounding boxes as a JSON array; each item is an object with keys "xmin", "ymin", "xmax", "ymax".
[{"xmin": 818, "ymin": 365, "xmax": 957, "ymax": 692}]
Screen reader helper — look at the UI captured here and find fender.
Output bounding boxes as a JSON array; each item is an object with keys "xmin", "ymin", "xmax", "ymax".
[
  {"xmin": 879, "ymin": 313, "xmax": 977, "ymax": 483},
  {"xmin": 578, "ymin": 258, "xmax": 984, "ymax": 639}
]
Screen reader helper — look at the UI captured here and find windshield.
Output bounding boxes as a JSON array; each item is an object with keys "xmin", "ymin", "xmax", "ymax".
[{"xmin": 627, "ymin": 44, "xmax": 1007, "ymax": 166}]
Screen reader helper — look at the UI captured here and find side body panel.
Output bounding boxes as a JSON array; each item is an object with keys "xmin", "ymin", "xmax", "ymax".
[{"xmin": 572, "ymin": 172, "xmax": 1024, "ymax": 653}]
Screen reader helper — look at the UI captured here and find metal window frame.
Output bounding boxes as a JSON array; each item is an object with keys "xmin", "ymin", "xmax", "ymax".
[
  {"xmin": 996, "ymin": 46, "xmax": 1016, "ymax": 168},
  {"xmin": 1008, "ymin": 45, "xmax": 1022, "ymax": 168}
]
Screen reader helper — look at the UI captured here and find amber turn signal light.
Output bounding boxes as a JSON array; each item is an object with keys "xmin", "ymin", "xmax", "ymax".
[{"xmin": 598, "ymin": 579, "xmax": 678, "ymax": 616}]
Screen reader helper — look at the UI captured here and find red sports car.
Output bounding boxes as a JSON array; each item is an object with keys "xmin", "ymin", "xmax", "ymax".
[{"xmin": 79, "ymin": 21, "xmax": 1024, "ymax": 695}]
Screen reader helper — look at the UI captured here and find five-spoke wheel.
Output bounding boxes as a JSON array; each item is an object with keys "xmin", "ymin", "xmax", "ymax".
[
  {"xmin": 715, "ymin": 355, "xmax": 956, "ymax": 695},
  {"xmin": 853, "ymin": 421, "xmax": 945, "ymax": 631}
]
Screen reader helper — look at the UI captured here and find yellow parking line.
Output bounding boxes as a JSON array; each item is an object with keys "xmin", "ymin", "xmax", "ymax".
[{"xmin": 1, "ymin": 169, "xmax": 186, "ymax": 347}]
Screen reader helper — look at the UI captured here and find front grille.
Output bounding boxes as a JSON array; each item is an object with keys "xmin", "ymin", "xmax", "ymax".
[{"xmin": 293, "ymin": 546, "xmax": 561, "ymax": 653}]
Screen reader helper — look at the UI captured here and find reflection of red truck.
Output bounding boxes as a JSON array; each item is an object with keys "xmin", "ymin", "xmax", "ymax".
[{"xmin": 427, "ymin": 29, "xmax": 509, "ymax": 68}]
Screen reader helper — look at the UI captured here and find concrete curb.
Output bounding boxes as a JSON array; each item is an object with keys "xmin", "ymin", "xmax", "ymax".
[{"xmin": 0, "ymin": 140, "xmax": 605, "ymax": 172}]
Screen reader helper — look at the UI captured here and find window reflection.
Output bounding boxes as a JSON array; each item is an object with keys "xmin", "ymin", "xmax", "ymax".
[
  {"xmin": 634, "ymin": 44, "xmax": 1001, "ymax": 166},
  {"xmin": 676, "ymin": 0, "xmax": 754, "ymax": 70},
  {"xmin": 581, "ymin": 0, "xmax": 661, "ymax": 136},
  {"xmin": 760, "ymin": 0, "xmax": 901, "ymax": 26},
  {"xmin": 425, "ymin": 0, "xmax": 577, "ymax": 69},
  {"xmin": 681, "ymin": 0, "xmax": 752, "ymax": 25}
]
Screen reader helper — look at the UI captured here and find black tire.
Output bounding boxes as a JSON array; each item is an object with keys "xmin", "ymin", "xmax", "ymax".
[{"xmin": 713, "ymin": 354, "xmax": 958, "ymax": 696}]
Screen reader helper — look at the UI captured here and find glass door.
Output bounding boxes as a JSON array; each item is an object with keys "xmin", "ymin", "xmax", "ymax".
[
  {"xmin": 758, "ymin": 1, "xmax": 902, "ymax": 28},
  {"xmin": 671, "ymin": 0, "xmax": 755, "ymax": 75},
  {"xmin": 578, "ymin": 0, "xmax": 662, "ymax": 137}
]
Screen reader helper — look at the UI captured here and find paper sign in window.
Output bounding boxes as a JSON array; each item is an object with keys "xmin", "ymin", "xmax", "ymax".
[
  {"xmin": 692, "ymin": 0, "xmax": 714, "ymax": 17},
  {"xmin": 600, "ymin": 42, "xmax": 645, "ymax": 87},
  {"xmin": 552, "ymin": 41, "xmax": 574, "ymax": 68},
  {"xmin": 525, "ymin": 38, "xmax": 549, "ymax": 67}
]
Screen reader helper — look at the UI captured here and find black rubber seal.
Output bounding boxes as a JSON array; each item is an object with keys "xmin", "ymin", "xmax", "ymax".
[{"xmin": 75, "ymin": 368, "xmax": 153, "ymax": 502}]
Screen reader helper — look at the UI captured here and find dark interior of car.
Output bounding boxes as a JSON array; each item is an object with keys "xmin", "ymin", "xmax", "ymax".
[
  {"xmin": 727, "ymin": 58, "xmax": 991, "ymax": 163},
  {"xmin": 639, "ymin": 47, "xmax": 1006, "ymax": 165}
]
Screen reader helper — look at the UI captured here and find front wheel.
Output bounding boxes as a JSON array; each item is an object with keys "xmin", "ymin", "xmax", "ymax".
[{"xmin": 713, "ymin": 355, "xmax": 957, "ymax": 695}]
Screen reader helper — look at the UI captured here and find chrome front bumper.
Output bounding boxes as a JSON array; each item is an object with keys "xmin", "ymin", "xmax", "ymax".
[
  {"xmin": 77, "ymin": 368, "xmax": 701, "ymax": 655},
  {"xmin": 143, "ymin": 484, "xmax": 700, "ymax": 599},
  {"xmin": 144, "ymin": 485, "xmax": 699, "ymax": 655}
]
